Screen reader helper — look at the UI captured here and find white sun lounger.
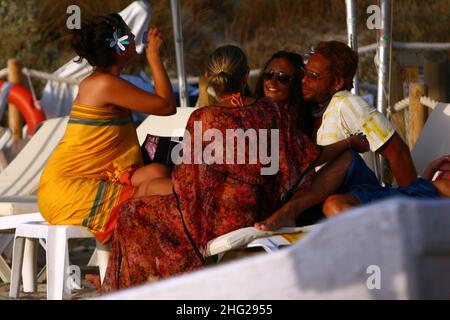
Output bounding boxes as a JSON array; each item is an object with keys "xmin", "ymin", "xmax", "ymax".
[
  {"xmin": 412, "ymin": 102, "xmax": 450, "ymax": 174},
  {"xmin": 0, "ymin": 117, "xmax": 69, "ymax": 201},
  {"xmin": 0, "ymin": 117, "xmax": 68, "ymax": 283},
  {"xmin": 136, "ymin": 106, "xmax": 197, "ymax": 143},
  {"xmin": 0, "ymin": 127, "xmax": 12, "ymax": 170}
]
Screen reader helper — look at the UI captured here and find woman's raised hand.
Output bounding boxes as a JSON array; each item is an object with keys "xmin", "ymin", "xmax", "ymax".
[
  {"xmin": 145, "ymin": 28, "xmax": 164, "ymax": 60},
  {"xmin": 348, "ymin": 133, "xmax": 370, "ymax": 153}
]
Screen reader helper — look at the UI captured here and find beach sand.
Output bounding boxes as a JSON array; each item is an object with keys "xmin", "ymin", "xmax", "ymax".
[
  {"xmin": 0, "ymin": 239, "xmax": 284, "ymax": 300},
  {"xmin": 0, "ymin": 239, "xmax": 102, "ymax": 300}
]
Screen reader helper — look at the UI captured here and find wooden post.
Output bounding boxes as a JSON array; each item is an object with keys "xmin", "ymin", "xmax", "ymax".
[
  {"xmin": 424, "ymin": 51, "xmax": 448, "ymax": 117},
  {"xmin": 388, "ymin": 54, "xmax": 407, "ymax": 143},
  {"xmin": 408, "ymin": 83, "xmax": 427, "ymax": 150},
  {"xmin": 400, "ymin": 66, "xmax": 420, "ymax": 148},
  {"xmin": 401, "ymin": 66, "xmax": 419, "ymax": 85},
  {"xmin": 7, "ymin": 59, "xmax": 23, "ymax": 140}
]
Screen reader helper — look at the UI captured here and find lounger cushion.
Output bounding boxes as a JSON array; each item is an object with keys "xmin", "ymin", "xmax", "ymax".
[{"xmin": 205, "ymin": 226, "xmax": 309, "ymax": 256}]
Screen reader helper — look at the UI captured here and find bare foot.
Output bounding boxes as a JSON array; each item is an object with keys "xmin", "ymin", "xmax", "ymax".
[
  {"xmin": 255, "ymin": 210, "xmax": 296, "ymax": 231},
  {"xmin": 85, "ymin": 274, "xmax": 102, "ymax": 293}
]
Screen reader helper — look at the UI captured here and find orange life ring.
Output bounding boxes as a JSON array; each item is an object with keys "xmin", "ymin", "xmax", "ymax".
[{"xmin": 0, "ymin": 80, "xmax": 46, "ymax": 135}]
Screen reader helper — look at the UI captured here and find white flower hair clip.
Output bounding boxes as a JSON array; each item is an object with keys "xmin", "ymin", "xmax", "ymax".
[{"xmin": 107, "ymin": 29, "xmax": 129, "ymax": 53}]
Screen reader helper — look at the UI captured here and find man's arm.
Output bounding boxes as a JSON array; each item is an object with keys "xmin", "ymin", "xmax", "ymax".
[{"xmin": 377, "ymin": 133, "xmax": 417, "ymax": 186}]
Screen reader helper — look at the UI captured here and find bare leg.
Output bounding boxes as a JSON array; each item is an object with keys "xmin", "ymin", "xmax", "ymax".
[
  {"xmin": 323, "ymin": 193, "xmax": 360, "ymax": 217},
  {"xmin": 255, "ymin": 151, "xmax": 354, "ymax": 230},
  {"xmin": 131, "ymin": 163, "xmax": 169, "ymax": 187},
  {"xmin": 433, "ymin": 180, "xmax": 450, "ymax": 198},
  {"xmin": 133, "ymin": 177, "xmax": 173, "ymax": 198}
]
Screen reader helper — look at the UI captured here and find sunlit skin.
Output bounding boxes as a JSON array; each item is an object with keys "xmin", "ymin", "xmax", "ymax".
[
  {"xmin": 302, "ymin": 53, "xmax": 343, "ymax": 108},
  {"xmin": 74, "ymin": 27, "xmax": 176, "ymax": 199},
  {"xmin": 301, "ymin": 52, "xmax": 417, "ymax": 186},
  {"xmin": 81, "ymin": 27, "xmax": 174, "ymax": 292},
  {"xmin": 255, "ymin": 51, "xmax": 418, "ymax": 231},
  {"xmin": 255, "ymin": 135, "xmax": 371, "ymax": 231},
  {"xmin": 263, "ymin": 58, "xmax": 295, "ymax": 110},
  {"xmin": 323, "ymin": 155, "xmax": 450, "ymax": 217}
]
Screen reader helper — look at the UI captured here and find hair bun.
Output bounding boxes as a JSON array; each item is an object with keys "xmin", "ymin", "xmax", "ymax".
[
  {"xmin": 209, "ymin": 72, "xmax": 229, "ymax": 94},
  {"xmin": 206, "ymin": 45, "xmax": 248, "ymax": 96},
  {"xmin": 70, "ymin": 13, "xmax": 127, "ymax": 68}
]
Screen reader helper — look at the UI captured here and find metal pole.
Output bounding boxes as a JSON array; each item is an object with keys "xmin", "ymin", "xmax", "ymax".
[
  {"xmin": 345, "ymin": 0, "xmax": 360, "ymax": 95},
  {"xmin": 377, "ymin": 0, "xmax": 391, "ymax": 116},
  {"xmin": 376, "ymin": 0, "xmax": 392, "ymax": 182},
  {"xmin": 170, "ymin": 0, "xmax": 189, "ymax": 107}
]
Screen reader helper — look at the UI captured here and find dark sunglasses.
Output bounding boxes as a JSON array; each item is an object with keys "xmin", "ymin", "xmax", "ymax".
[
  {"xmin": 303, "ymin": 69, "xmax": 328, "ymax": 81},
  {"xmin": 263, "ymin": 70, "xmax": 293, "ymax": 85}
]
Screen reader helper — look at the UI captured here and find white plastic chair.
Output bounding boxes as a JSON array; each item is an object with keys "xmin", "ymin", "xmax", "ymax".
[
  {"xmin": 86, "ymin": 107, "xmax": 198, "ymax": 270},
  {"xmin": 136, "ymin": 106, "xmax": 197, "ymax": 144},
  {"xmin": 7, "ymin": 108, "xmax": 198, "ymax": 298},
  {"xmin": 0, "ymin": 212, "xmax": 44, "ymax": 283},
  {"xmin": 9, "ymin": 221, "xmax": 110, "ymax": 300},
  {"xmin": 0, "ymin": 117, "xmax": 69, "ymax": 283},
  {"xmin": 2, "ymin": 110, "xmax": 196, "ymax": 286}
]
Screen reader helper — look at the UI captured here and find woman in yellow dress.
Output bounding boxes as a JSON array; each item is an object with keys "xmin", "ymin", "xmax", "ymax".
[{"xmin": 37, "ymin": 13, "xmax": 176, "ymax": 244}]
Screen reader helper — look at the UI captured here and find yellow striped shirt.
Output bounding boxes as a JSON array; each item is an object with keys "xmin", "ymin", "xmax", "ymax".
[{"xmin": 317, "ymin": 91, "xmax": 395, "ymax": 151}]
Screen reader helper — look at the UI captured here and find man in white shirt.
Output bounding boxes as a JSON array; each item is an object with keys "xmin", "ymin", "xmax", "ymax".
[
  {"xmin": 254, "ymin": 41, "xmax": 418, "ymax": 231},
  {"xmin": 302, "ymin": 41, "xmax": 417, "ymax": 187}
]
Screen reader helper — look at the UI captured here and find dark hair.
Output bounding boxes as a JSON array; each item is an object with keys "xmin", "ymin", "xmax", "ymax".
[
  {"xmin": 315, "ymin": 41, "xmax": 358, "ymax": 91},
  {"xmin": 206, "ymin": 45, "xmax": 249, "ymax": 96},
  {"xmin": 70, "ymin": 13, "xmax": 128, "ymax": 68},
  {"xmin": 255, "ymin": 51, "xmax": 313, "ymax": 138}
]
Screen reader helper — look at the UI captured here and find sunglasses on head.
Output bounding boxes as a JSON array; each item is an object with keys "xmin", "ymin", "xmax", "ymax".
[{"xmin": 263, "ymin": 70, "xmax": 293, "ymax": 84}]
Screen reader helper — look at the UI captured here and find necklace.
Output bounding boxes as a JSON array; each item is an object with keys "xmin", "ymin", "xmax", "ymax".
[
  {"xmin": 217, "ymin": 92, "xmax": 259, "ymax": 134},
  {"xmin": 217, "ymin": 92, "xmax": 245, "ymax": 107}
]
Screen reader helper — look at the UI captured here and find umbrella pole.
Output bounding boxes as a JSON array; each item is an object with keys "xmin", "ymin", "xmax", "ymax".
[
  {"xmin": 345, "ymin": 0, "xmax": 360, "ymax": 95},
  {"xmin": 375, "ymin": 0, "xmax": 393, "ymax": 182},
  {"xmin": 170, "ymin": 0, "xmax": 189, "ymax": 107}
]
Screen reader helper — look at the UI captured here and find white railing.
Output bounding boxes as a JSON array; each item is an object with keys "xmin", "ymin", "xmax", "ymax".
[
  {"xmin": 388, "ymin": 96, "xmax": 440, "ymax": 114},
  {"xmin": 359, "ymin": 41, "xmax": 450, "ymax": 54}
]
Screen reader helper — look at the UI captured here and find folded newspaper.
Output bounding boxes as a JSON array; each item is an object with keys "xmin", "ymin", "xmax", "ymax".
[{"xmin": 206, "ymin": 226, "xmax": 313, "ymax": 256}]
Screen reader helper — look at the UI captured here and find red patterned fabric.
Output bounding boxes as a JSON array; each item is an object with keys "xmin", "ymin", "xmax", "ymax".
[{"xmin": 102, "ymin": 98, "xmax": 320, "ymax": 291}]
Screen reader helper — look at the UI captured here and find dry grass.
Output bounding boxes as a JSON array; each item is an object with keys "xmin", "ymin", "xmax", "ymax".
[{"xmin": 0, "ymin": 0, "xmax": 448, "ymax": 90}]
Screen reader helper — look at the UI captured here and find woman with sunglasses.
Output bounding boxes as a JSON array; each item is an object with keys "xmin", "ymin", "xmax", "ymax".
[
  {"xmin": 101, "ymin": 45, "xmax": 371, "ymax": 291},
  {"xmin": 255, "ymin": 51, "xmax": 314, "ymax": 139},
  {"xmin": 253, "ymin": 51, "xmax": 375, "ymax": 230}
]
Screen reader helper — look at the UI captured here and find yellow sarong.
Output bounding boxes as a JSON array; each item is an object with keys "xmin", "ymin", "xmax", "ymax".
[{"xmin": 37, "ymin": 103, "xmax": 143, "ymax": 243}]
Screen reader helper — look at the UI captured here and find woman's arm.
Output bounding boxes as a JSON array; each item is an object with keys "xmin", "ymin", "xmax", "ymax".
[
  {"xmin": 101, "ymin": 28, "xmax": 177, "ymax": 115},
  {"xmin": 145, "ymin": 28, "xmax": 177, "ymax": 113}
]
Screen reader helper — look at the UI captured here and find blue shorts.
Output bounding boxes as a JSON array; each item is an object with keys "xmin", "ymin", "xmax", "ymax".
[
  {"xmin": 296, "ymin": 151, "xmax": 379, "ymax": 226},
  {"xmin": 339, "ymin": 151, "xmax": 380, "ymax": 194},
  {"xmin": 350, "ymin": 178, "xmax": 440, "ymax": 205}
]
